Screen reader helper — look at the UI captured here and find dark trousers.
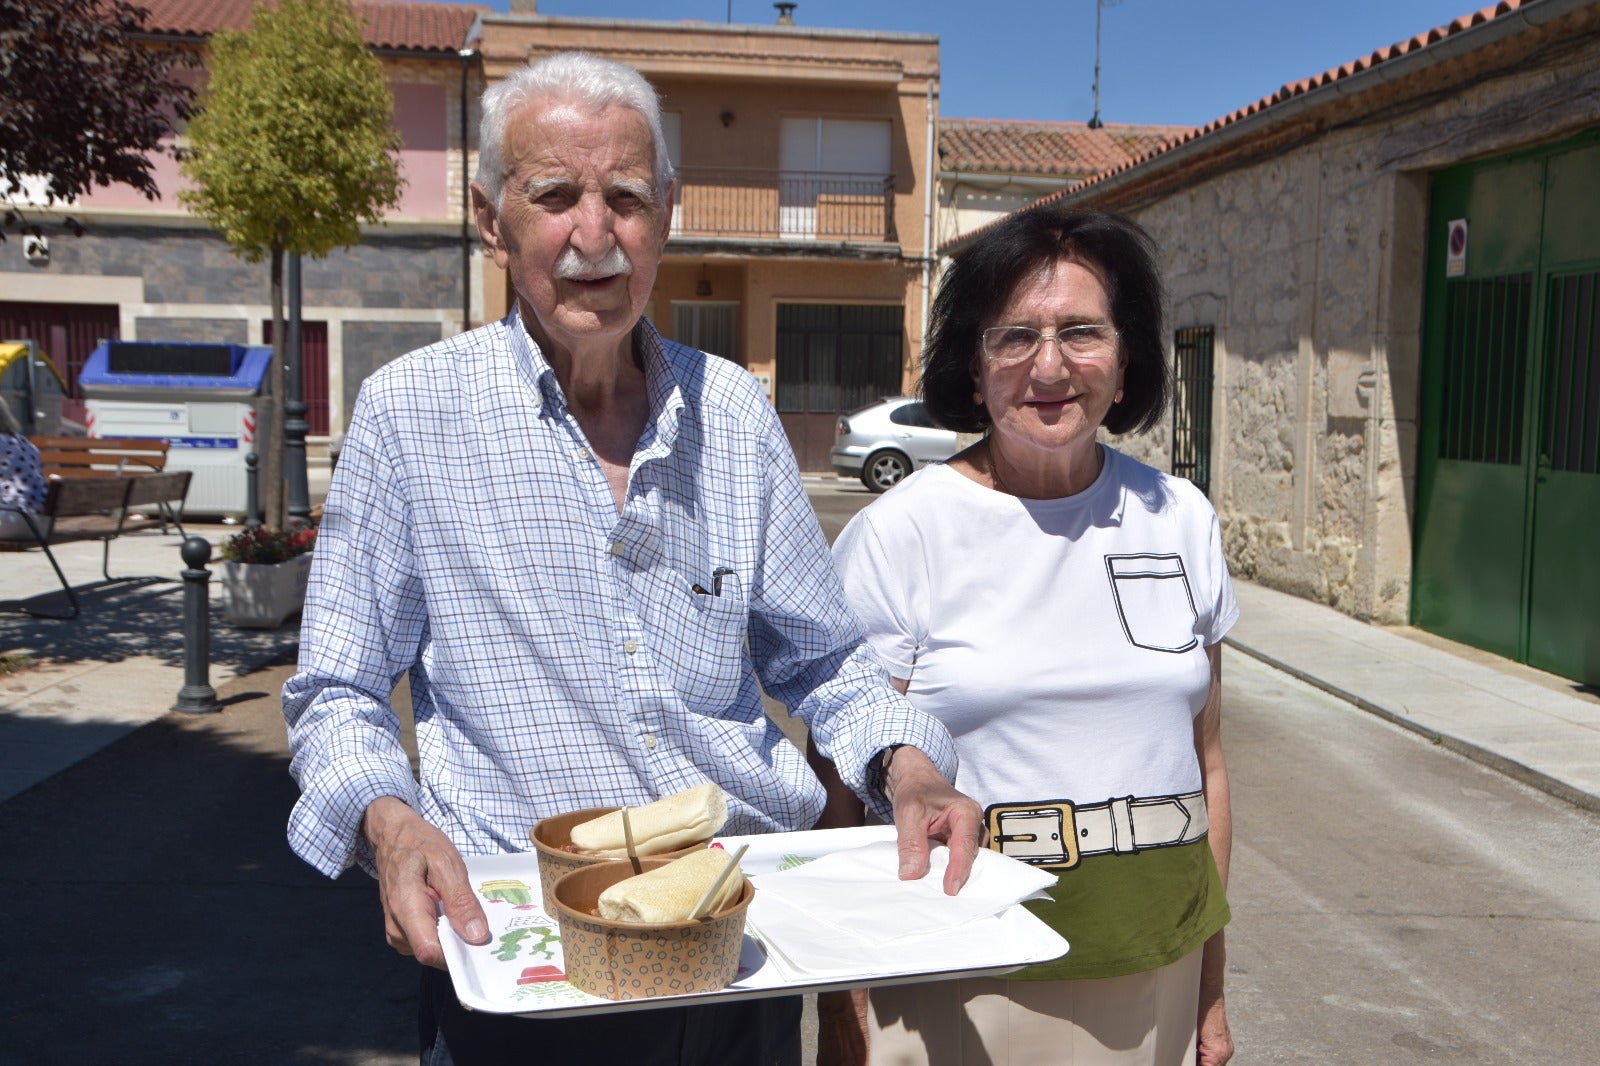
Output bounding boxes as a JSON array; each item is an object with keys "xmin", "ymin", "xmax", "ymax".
[{"xmin": 420, "ymin": 966, "xmax": 803, "ymax": 1065}]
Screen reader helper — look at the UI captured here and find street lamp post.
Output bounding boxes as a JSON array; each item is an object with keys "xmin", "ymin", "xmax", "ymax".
[{"xmin": 284, "ymin": 253, "xmax": 312, "ymax": 528}]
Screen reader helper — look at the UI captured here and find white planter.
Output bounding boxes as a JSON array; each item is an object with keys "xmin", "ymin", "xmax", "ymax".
[{"xmin": 220, "ymin": 553, "xmax": 313, "ymax": 629}]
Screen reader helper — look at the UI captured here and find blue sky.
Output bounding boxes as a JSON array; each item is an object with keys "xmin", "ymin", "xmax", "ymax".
[{"xmin": 444, "ymin": 0, "xmax": 1493, "ymax": 126}]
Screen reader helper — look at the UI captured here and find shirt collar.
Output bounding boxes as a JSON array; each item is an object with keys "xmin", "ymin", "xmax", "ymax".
[{"xmin": 504, "ymin": 307, "xmax": 686, "ymax": 447}]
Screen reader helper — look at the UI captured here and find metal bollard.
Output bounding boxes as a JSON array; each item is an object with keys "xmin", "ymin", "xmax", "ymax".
[
  {"xmin": 244, "ymin": 452, "xmax": 262, "ymax": 531},
  {"xmin": 172, "ymin": 536, "xmax": 221, "ymax": 714}
]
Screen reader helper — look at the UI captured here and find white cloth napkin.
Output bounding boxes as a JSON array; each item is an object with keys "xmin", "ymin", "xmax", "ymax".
[{"xmin": 744, "ymin": 841, "xmax": 1056, "ymax": 978}]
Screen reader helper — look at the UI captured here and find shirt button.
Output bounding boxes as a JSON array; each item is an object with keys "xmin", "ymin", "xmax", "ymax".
[
  {"xmin": 623, "ymin": 639, "xmax": 638, "ymax": 654},
  {"xmin": 577, "ymin": 447, "xmax": 591, "ymax": 461},
  {"xmin": 643, "ymin": 734, "xmax": 657, "ymax": 750},
  {"xmin": 610, "ymin": 541, "xmax": 624, "ymax": 556}
]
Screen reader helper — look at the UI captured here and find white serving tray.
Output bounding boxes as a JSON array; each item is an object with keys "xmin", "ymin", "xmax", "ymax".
[{"xmin": 440, "ymin": 825, "xmax": 1067, "ymax": 1018}]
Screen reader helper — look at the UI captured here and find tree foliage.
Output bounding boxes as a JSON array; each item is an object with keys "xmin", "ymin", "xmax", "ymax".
[
  {"xmin": 0, "ymin": 0, "xmax": 195, "ymax": 236},
  {"xmin": 178, "ymin": 0, "xmax": 404, "ymax": 264},
  {"xmin": 178, "ymin": 0, "xmax": 403, "ymax": 528}
]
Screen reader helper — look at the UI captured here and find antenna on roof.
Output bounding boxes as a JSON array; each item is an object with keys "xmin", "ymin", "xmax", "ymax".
[{"xmin": 1088, "ymin": 0, "xmax": 1122, "ymax": 129}]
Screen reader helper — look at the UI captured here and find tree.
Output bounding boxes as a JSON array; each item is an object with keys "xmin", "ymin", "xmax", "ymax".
[
  {"xmin": 0, "ymin": 0, "xmax": 194, "ymax": 238},
  {"xmin": 180, "ymin": 0, "xmax": 404, "ymax": 525}
]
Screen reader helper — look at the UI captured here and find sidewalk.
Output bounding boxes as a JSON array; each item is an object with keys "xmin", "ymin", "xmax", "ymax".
[{"xmin": 1227, "ymin": 582, "xmax": 1600, "ymax": 812}]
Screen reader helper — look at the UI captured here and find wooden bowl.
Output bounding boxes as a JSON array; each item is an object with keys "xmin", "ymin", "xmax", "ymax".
[
  {"xmin": 549, "ymin": 857, "xmax": 754, "ymax": 1001},
  {"xmin": 528, "ymin": 807, "xmax": 711, "ymax": 914}
]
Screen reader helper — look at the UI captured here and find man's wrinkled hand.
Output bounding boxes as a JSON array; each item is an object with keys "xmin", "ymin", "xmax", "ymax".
[
  {"xmin": 363, "ymin": 796, "xmax": 490, "ymax": 969},
  {"xmin": 883, "ymin": 746, "xmax": 984, "ymax": 894}
]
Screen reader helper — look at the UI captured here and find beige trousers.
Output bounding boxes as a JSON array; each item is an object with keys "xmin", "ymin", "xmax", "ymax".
[{"xmin": 867, "ymin": 949, "xmax": 1202, "ymax": 1066}]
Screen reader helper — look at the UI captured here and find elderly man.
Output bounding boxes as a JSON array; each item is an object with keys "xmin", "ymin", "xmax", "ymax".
[{"xmin": 281, "ymin": 51, "xmax": 981, "ymax": 1063}]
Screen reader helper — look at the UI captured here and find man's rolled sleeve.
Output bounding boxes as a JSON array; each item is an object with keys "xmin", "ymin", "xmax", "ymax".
[{"xmin": 281, "ymin": 380, "xmax": 426, "ymax": 878}]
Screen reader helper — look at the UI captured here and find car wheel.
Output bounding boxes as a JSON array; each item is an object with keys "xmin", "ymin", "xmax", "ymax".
[{"xmin": 861, "ymin": 450, "xmax": 911, "ymax": 493}]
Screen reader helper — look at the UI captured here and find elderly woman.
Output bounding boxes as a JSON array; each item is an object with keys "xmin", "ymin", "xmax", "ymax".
[{"xmin": 831, "ymin": 208, "xmax": 1234, "ymax": 1065}]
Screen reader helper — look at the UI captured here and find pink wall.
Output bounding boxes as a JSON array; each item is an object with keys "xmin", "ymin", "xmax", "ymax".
[
  {"xmin": 391, "ymin": 81, "xmax": 449, "ymax": 219},
  {"xmin": 76, "ymin": 76, "xmax": 452, "ymax": 221},
  {"xmin": 76, "ymin": 66, "xmax": 201, "ymax": 211}
]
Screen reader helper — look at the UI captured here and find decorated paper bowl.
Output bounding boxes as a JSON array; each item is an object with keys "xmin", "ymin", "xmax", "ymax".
[
  {"xmin": 528, "ymin": 807, "xmax": 712, "ymax": 914},
  {"xmin": 549, "ymin": 857, "xmax": 754, "ymax": 1001}
]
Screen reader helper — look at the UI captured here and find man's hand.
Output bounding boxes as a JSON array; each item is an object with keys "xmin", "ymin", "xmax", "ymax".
[
  {"xmin": 882, "ymin": 745, "xmax": 984, "ymax": 894},
  {"xmin": 362, "ymin": 796, "xmax": 490, "ymax": 969}
]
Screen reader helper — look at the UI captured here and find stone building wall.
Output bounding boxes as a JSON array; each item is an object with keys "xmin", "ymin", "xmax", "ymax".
[{"xmin": 1103, "ymin": 21, "xmax": 1600, "ymax": 624}]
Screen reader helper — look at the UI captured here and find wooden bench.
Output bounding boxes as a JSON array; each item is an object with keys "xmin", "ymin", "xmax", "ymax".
[
  {"xmin": 1, "ymin": 470, "xmax": 193, "ymax": 619},
  {"xmin": 31, "ymin": 435, "xmax": 170, "ymax": 477},
  {"xmin": 29, "ymin": 434, "xmax": 186, "ymax": 531}
]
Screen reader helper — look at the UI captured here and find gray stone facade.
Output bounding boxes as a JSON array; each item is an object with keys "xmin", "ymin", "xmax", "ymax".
[
  {"xmin": 1094, "ymin": 19, "xmax": 1600, "ymax": 625},
  {"xmin": 341, "ymin": 320, "xmax": 450, "ymax": 414},
  {"xmin": 134, "ymin": 317, "xmax": 250, "ymax": 344},
  {"xmin": 43, "ymin": 223, "xmax": 465, "ymax": 311}
]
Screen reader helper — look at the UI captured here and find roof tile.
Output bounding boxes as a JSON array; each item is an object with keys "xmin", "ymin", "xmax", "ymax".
[
  {"xmin": 938, "ymin": 118, "xmax": 1191, "ymax": 180},
  {"xmin": 137, "ymin": 0, "xmax": 485, "ymax": 52}
]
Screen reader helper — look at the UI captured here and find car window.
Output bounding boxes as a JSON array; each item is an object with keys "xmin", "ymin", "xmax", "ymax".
[{"xmin": 889, "ymin": 402, "xmax": 937, "ymax": 429}]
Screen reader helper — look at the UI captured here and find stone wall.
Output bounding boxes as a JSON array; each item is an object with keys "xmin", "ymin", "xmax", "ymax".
[
  {"xmin": 340, "ymin": 320, "xmax": 450, "ymax": 416},
  {"xmin": 134, "ymin": 317, "xmax": 249, "ymax": 344},
  {"xmin": 1106, "ymin": 21, "xmax": 1600, "ymax": 624}
]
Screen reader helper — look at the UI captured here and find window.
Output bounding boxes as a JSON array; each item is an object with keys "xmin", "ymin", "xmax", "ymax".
[
  {"xmin": 1440, "ymin": 274, "xmax": 1531, "ymax": 464},
  {"xmin": 1543, "ymin": 272, "xmax": 1600, "ymax": 475},
  {"xmin": 1171, "ymin": 326, "xmax": 1215, "ymax": 496},
  {"xmin": 889, "ymin": 402, "xmax": 938, "ymax": 428},
  {"xmin": 778, "ymin": 117, "xmax": 892, "ymax": 239},
  {"xmin": 775, "ymin": 304, "xmax": 902, "ymax": 414},
  {"xmin": 672, "ymin": 302, "xmax": 738, "ymax": 361}
]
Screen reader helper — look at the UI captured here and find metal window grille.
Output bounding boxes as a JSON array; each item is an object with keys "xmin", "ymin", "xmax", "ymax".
[
  {"xmin": 1543, "ymin": 272, "xmax": 1600, "ymax": 475},
  {"xmin": 671, "ymin": 302, "xmax": 740, "ymax": 362},
  {"xmin": 1440, "ymin": 274, "xmax": 1531, "ymax": 464},
  {"xmin": 1172, "ymin": 326, "xmax": 1215, "ymax": 496},
  {"xmin": 774, "ymin": 304, "xmax": 902, "ymax": 414}
]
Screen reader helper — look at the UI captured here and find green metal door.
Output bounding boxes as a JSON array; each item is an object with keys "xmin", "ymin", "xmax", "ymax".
[
  {"xmin": 1415, "ymin": 131, "xmax": 1600, "ymax": 684},
  {"xmin": 1526, "ymin": 144, "xmax": 1600, "ymax": 681}
]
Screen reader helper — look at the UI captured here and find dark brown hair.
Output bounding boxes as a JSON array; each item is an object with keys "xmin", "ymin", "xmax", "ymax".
[{"xmin": 921, "ymin": 207, "xmax": 1169, "ymax": 435}]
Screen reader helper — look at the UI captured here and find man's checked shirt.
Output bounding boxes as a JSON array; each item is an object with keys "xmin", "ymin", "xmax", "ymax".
[{"xmin": 282, "ymin": 311, "xmax": 956, "ymax": 877}]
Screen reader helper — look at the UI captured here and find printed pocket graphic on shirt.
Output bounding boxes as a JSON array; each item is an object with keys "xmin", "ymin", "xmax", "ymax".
[{"xmin": 1105, "ymin": 553, "xmax": 1199, "ymax": 653}]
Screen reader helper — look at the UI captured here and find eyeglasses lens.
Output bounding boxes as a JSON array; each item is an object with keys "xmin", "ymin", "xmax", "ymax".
[{"xmin": 982, "ymin": 326, "xmax": 1116, "ymax": 364}]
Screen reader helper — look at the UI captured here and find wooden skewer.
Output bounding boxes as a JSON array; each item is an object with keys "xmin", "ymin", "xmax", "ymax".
[
  {"xmin": 621, "ymin": 806, "xmax": 642, "ymax": 874},
  {"xmin": 689, "ymin": 843, "xmax": 749, "ymax": 920}
]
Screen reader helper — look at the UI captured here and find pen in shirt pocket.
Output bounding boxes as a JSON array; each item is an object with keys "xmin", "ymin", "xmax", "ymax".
[{"xmin": 692, "ymin": 567, "xmax": 736, "ymax": 597}]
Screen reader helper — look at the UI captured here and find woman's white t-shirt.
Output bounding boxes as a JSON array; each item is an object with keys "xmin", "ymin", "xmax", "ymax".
[{"xmin": 833, "ymin": 448, "xmax": 1237, "ymax": 814}]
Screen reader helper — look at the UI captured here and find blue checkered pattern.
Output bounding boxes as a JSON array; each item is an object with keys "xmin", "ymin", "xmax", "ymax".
[{"xmin": 282, "ymin": 312, "xmax": 955, "ymax": 878}]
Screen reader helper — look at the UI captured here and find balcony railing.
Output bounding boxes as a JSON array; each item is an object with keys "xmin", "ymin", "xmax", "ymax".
[{"xmin": 671, "ymin": 167, "xmax": 897, "ymax": 244}]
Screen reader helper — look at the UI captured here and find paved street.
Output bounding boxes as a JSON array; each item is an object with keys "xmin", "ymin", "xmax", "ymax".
[
  {"xmin": 2, "ymin": 472, "xmax": 1597, "ymax": 1063},
  {"xmin": 1223, "ymin": 653, "xmax": 1600, "ymax": 1063}
]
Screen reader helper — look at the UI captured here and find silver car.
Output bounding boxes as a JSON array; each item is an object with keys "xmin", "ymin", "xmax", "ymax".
[{"xmin": 830, "ymin": 396, "xmax": 961, "ymax": 492}]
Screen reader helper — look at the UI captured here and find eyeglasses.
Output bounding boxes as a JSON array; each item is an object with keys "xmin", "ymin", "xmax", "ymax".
[{"xmin": 980, "ymin": 324, "xmax": 1119, "ymax": 366}]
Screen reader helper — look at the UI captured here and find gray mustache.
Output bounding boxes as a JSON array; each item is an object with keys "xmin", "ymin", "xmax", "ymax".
[{"xmin": 555, "ymin": 247, "xmax": 632, "ymax": 279}]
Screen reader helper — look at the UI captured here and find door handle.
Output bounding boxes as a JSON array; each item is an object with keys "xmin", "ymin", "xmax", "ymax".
[{"xmin": 1536, "ymin": 453, "xmax": 1552, "ymax": 483}]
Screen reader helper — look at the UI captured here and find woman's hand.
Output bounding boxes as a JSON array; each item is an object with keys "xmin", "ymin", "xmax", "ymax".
[
  {"xmin": 1197, "ymin": 990, "xmax": 1233, "ymax": 1065},
  {"xmin": 1196, "ymin": 930, "xmax": 1233, "ymax": 1064}
]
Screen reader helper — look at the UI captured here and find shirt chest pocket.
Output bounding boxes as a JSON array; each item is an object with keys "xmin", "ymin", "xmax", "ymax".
[
  {"xmin": 649, "ymin": 567, "xmax": 749, "ymax": 710},
  {"xmin": 1105, "ymin": 553, "xmax": 1200, "ymax": 653}
]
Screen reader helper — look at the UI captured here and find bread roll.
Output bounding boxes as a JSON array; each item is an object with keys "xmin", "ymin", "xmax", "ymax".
[
  {"xmin": 569, "ymin": 782, "xmax": 728, "ymax": 857},
  {"xmin": 598, "ymin": 847, "xmax": 746, "ymax": 922}
]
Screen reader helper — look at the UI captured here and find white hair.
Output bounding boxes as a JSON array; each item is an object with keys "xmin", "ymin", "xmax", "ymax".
[{"xmin": 475, "ymin": 51, "xmax": 675, "ymax": 211}]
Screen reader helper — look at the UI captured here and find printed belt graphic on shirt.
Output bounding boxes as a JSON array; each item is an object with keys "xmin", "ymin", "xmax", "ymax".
[{"xmin": 984, "ymin": 792, "xmax": 1209, "ymax": 871}]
